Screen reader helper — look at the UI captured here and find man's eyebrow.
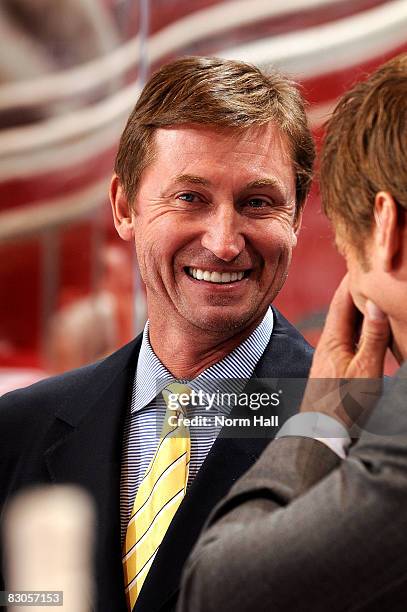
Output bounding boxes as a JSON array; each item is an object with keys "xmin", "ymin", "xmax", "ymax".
[
  {"xmin": 244, "ymin": 178, "xmax": 282, "ymax": 190},
  {"xmin": 243, "ymin": 178, "xmax": 291, "ymax": 203},
  {"xmin": 172, "ymin": 174, "xmax": 212, "ymax": 187},
  {"xmin": 170, "ymin": 175, "xmax": 289, "ymax": 199}
]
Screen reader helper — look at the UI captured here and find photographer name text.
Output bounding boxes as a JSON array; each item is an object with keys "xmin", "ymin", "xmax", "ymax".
[{"xmin": 168, "ymin": 414, "xmax": 279, "ymax": 428}]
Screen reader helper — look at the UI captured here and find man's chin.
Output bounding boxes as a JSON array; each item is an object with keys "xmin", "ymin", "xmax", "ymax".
[{"xmin": 185, "ymin": 309, "xmax": 259, "ymax": 335}]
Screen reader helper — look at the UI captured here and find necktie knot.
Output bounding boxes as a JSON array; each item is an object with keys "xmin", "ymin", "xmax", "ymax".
[{"xmin": 162, "ymin": 383, "xmax": 192, "ymax": 417}]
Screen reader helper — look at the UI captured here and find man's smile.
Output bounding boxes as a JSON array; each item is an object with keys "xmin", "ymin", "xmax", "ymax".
[{"xmin": 184, "ymin": 266, "xmax": 252, "ymax": 284}]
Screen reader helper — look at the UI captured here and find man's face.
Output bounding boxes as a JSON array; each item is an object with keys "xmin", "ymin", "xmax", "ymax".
[{"xmin": 129, "ymin": 123, "xmax": 298, "ymax": 335}]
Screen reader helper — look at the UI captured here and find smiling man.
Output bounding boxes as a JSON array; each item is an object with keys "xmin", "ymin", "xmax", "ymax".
[
  {"xmin": 0, "ymin": 57, "xmax": 315, "ymax": 612},
  {"xmin": 111, "ymin": 121, "xmax": 299, "ymax": 377}
]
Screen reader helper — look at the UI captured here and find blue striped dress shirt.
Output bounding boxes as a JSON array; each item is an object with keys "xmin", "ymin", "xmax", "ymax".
[{"xmin": 120, "ymin": 307, "xmax": 274, "ymax": 539}]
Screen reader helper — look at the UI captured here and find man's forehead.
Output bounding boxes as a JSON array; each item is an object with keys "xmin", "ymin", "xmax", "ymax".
[
  {"xmin": 153, "ymin": 122, "xmax": 290, "ymax": 151},
  {"xmin": 138, "ymin": 124, "xmax": 296, "ymax": 207},
  {"xmin": 150, "ymin": 123, "xmax": 294, "ymax": 183}
]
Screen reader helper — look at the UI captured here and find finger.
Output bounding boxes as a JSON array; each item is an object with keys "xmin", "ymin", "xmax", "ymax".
[
  {"xmin": 319, "ymin": 275, "xmax": 357, "ymax": 350},
  {"xmin": 353, "ymin": 300, "xmax": 390, "ymax": 376}
]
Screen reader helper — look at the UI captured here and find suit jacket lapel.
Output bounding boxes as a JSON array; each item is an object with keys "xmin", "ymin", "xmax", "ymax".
[
  {"xmin": 136, "ymin": 308, "xmax": 313, "ymax": 611},
  {"xmin": 44, "ymin": 336, "xmax": 142, "ymax": 612}
]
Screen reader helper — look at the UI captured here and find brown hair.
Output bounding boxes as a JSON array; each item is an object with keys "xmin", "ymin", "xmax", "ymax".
[
  {"xmin": 321, "ymin": 53, "xmax": 407, "ymax": 250},
  {"xmin": 114, "ymin": 56, "xmax": 315, "ymax": 218}
]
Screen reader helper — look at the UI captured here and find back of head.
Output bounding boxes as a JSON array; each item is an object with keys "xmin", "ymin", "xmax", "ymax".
[
  {"xmin": 321, "ymin": 53, "xmax": 407, "ymax": 251},
  {"xmin": 115, "ymin": 56, "xmax": 315, "ymax": 218}
]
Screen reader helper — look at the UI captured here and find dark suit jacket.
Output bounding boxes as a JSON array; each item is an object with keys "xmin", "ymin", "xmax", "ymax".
[
  {"xmin": 178, "ymin": 363, "xmax": 407, "ymax": 612},
  {"xmin": 0, "ymin": 307, "xmax": 312, "ymax": 612}
]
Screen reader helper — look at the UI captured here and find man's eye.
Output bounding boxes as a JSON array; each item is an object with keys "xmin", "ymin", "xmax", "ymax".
[
  {"xmin": 246, "ymin": 198, "xmax": 269, "ymax": 209},
  {"xmin": 178, "ymin": 192, "xmax": 198, "ymax": 203}
]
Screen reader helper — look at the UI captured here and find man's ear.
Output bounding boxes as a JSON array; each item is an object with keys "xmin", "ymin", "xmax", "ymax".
[
  {"xmin": 373, "ymin": 191, "xmax": 400, "ymax": 272},
  {"xmin": 110, "ymin": 174, "xmax": 134, "ymax": 242}
]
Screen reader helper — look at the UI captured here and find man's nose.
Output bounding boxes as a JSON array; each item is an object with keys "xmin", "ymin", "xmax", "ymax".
[{"xmin": 201, "ymin": 204, "xmax": 245, "ymax": 261}]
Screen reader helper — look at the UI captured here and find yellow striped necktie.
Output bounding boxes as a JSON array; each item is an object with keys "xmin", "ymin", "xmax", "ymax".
[{"xmin": 122, "ymin": 383, "xmax": 191, "ymax": 611}]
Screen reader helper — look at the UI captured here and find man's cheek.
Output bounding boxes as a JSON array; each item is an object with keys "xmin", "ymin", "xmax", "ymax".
[{"xmin": 134, "ymin": 247, "xmax": 159, "ymax": 291}]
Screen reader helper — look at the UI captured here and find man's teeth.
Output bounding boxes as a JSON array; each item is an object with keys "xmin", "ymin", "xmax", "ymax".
[{"xmin": 188, "ymin": 268, "xmax": 245, "ymax": 283}]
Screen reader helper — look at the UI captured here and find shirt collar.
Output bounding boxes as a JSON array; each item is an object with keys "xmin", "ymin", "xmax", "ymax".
[{"xmin": 131, "ymin": 307, "xmax": 274, "ymax": 414}]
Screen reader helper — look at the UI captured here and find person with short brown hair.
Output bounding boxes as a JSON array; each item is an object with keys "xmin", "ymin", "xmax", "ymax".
[
  {"xmin": 115, "ymin": 56, "xmax": 314, "ymax": 218},
  {"xmin": 178, "ymin": 52, "xmax": 407, "ymax": 612},
  {"xmin": 0, "ymin": 56, "xmax": 315, "ymax": 612},
  {"xmin": 321, "ymin": 53, "xmax": 407, "ymax": 253}
]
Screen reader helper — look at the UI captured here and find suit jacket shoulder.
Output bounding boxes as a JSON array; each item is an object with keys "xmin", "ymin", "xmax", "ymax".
[
  {"xmin": 256, "ymin": 307, "xmax": 313, "ymax": 378},
  {"xmin": 0, "ymin": 337, "xmax": 142, "ymax": 508},
  {"xmin": 0, "ymin": 337, "xmax": 142, "ymax": 436}
]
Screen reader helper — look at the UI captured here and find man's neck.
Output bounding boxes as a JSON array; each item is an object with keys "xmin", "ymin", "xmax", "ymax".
[{"xmin": 148, "ymin": 314, "xmax": 266, "ymax": 379}]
